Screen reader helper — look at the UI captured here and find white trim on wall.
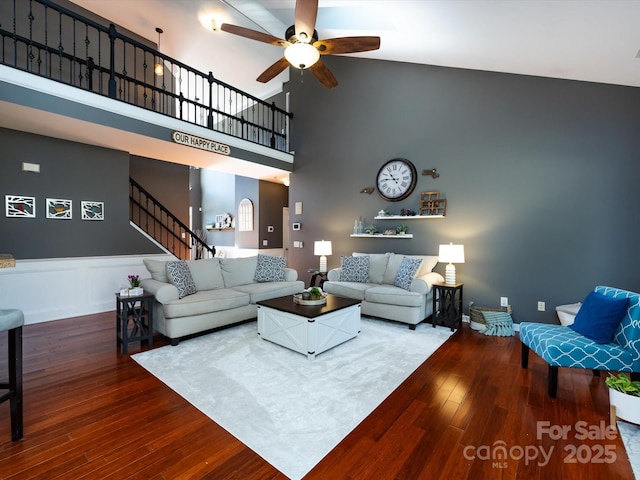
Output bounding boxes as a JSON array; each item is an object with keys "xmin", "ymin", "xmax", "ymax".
[{"xmin": 0, "ymin": 254, "xmax": 174, "ymax": 324}]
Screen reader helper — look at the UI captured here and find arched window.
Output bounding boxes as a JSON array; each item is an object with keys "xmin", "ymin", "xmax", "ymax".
[{"xmin": 238, "ymin": 198, "xmax": 253, "ymax": 231}]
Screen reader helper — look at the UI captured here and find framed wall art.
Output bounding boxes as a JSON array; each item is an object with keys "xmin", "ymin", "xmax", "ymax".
[
  {"xmin": 5, "ymin": 195, "xmax": 36, "ymax": 218},
  {"xmin": 81, "ymin": 201, "xmax": 104, "ymax": 220},
  {"xmin": 46, "ymin": 198, "xmax": 72, "ymax": 219}
]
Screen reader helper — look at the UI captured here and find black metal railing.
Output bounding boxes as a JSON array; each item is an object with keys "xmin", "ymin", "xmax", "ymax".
[
  {"xmin": 130, "ymin": 178, "xmax": 215, "ymax": 260},
  {"xmin": 0, "ymin": 0, "xmax": 292, "ymax": 152}
]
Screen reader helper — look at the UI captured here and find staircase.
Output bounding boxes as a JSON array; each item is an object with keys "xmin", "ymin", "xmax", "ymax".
[{"xmin": 129, "ymin": 178, "xmax": 214, "ymax": 260}]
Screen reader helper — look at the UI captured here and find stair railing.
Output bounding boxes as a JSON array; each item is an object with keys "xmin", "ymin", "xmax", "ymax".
[
  {"xmin": 0, "ymin": 0, "xmax": 292, "ymax": 152},
  {"xmin": 129, "ymin": 178, "xmax": 215, "ymax": 260}
]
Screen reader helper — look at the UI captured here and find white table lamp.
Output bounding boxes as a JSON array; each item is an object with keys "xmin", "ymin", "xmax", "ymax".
[
  {"xmin": 439, "ymin": 243, "xmax": 465, "ymax": 284},
  {"xmin": 314, "ymin": 240, "xmax": 332, "ymax": 273}
]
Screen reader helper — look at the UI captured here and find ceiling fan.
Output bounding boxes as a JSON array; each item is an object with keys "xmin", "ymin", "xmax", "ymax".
[{"xmin": 220, "ymin": 0, "xmax": 381, "ymax": 89}]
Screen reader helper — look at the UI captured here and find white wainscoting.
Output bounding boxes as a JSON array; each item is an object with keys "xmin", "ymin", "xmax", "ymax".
[{"xmin": 0, "ymin": 254, "xmax": 174, "ymax": 325}]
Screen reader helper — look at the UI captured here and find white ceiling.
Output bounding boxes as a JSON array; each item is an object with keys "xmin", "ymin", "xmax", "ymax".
[{"xmin": 70, "ymin": 0, "xmax": 640, "ymax": 100}]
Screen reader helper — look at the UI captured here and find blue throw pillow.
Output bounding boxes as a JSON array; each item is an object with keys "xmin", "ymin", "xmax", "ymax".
[
  {"xmin": 339, "ymin": 256, "xmax": 370, "ymax": 282},
  {"xmin": 569, "ymin": 291, "xmax": 629, "ymax": 344},
  {"xmin": 393, "ymin": 257, "xmax": 422, "ymax": 290}
]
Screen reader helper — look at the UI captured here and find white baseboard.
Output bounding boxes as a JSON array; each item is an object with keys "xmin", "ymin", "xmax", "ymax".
[{"xmin": 0, "ymin": 254, "xmax": 174, "ymax": 324}]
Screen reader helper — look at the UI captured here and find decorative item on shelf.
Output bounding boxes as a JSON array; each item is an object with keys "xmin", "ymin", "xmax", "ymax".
[
  {"xmin": 364, "ymin": 224, "xmax": 378, "ymax": 235},
  {"xmin": 314, "ymin": 240, "xmax": 332, "ymax": 273},
  {"xmin": 383, "ymin": 229, "xmax": 396, "ymax": 235},
  {"xmin": 399, "ymin": 208, "xmax": 416, "ymax": 216},
  {"xmin": 419, "ymin": 191, "xmax": 447, "ymax": 216},
  {"xmin": 378, "ymin": 209, "xmax": 390, "ymax": 217},
  {"xmin": 211, "ymin": 213, "xmax": 233, "ymax": 229},
  {"xmin": 439, "ymin": 243, "xmax": 465, "ymax": 284},
  {"xmin": 396, "ymin": 224, "xmax": 409, "ymax": 235},
  {"xmin": 353, "ymin": 219, "xmax": 363, "ymax": 234},
  {"xmin": 606, "ymin": 373, "xmax": 640, "ymax": 428}
]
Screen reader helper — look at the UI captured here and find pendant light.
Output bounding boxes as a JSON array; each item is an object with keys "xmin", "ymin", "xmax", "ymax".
[{"xmin": 154, "ymin": 27, "xmax": 164, "ymax": 76}]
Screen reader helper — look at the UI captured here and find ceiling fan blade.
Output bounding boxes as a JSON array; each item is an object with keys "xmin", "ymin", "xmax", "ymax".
[
  {"xmin": 294, "ymin": 0, "xmax": 318, "ymax": 43},
  {"xmin": 256, "ymin": 57, "xmax": 290, "ymax": 83},
  {"xmin": 220, "ymin": 23, "xmax": 288, "ymax": 47},
  {"xmin": 314, "ymin": 36, "xmax": 381, "ymax": 55},
  {"xmin": 309, "ymin": 59, "xmax": 338, "ymax": 89}
]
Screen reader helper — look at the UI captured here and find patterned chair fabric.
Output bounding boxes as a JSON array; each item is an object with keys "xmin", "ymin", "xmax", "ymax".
[{"xmin": 520, "ymin": 285, "xmax": 640, "ymax": 398}]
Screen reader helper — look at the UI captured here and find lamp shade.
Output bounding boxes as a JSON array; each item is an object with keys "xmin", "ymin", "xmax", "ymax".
[
  {"xmin": 438, "ymin": 243, "xmax": 465, "ymax": 264},
  {"xmin": 284, "ymin": 42, "xmax": 320, "ymax": 69},
  {"xmin": 314, "ymin": 241, "xmax": 332, "ymax": 256}
]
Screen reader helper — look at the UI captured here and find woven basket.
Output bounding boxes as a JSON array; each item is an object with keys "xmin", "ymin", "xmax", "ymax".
[
  {"xmin": 0, "ymin": 254, "xmax": 16, "ymax": 269},
  {"xmin": 469, "ymin": 301, "xmax": 513, "ymax": 331}
]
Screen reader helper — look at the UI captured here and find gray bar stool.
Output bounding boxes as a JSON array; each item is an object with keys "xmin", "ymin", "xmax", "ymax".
[{"xmin": 0, "ymin": 309, "xmax": 24, "ymax": 441}]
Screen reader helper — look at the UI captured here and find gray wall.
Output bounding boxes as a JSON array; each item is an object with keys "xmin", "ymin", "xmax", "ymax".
[
  {"xmin": 284, "ymin": 56, "xmax": 640, "ymax": 323},
  {"xmin": 0, "ymin": 128, "xmax": 161, "ymax": 258},
  {"xmin": 200, "ymin": 172, "xmax": 288, "ymax": 250},
  {"xmin": 130, "ymin": 155, "xmax": 190, "ymax": 226}
]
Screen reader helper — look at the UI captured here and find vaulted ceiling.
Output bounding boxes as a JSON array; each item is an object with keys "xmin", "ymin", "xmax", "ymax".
[{"xmin": 70, "ymin": 0, "xmax": 640, "ymax": 99}]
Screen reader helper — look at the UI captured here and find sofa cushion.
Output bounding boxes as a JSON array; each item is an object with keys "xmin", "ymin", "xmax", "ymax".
[
  {"xmin": 162, "ymin": 289, "xmax": 250, "ymax": 319},
  {"xmin": 364, "ymin": 285, "xmax": 424, "ymax": 308},
  {"xmin": 254, "ymin": 254, "xmax": 286, "ymax": 282},
  {"xmin": 382, "ymin": 253, "xmax": 406, "ymax": 284},
  {"xmin": 520, "ymin": 322, "xmax": 634, "ymax": 370},
  {"xmin": 186, "ymin": 258, "xmax": 224, "ymax": 291},
  {"xmin": 166, "ymin": 261, "xmax": 197, "ymax": 299},
  {"xmin": 569, "ymin": 290, "xmax": 629, "ymax": 344},
  {"xmin": 323, "ymin": 281, "xmax": 372, "ymax": 301},
  {"xmin": 220, "ymin": 256, "xmax": 258, "ymax": 287},
  {"xmin": 394, "ymin": 257, "xmax": 423, "ymax": 290},
  {"xmin": 231, "ymin": 280, "xmax": 304, "ymax": 304},
  {"xmin": 352, "ymin": 252, "xmax": 390, "ymax": 284},
  {"xmin": 143, "ymin": 258, "xmax": 169, "ymax": 283},
  {"xmin": 339, "ymin": 255, "xmax": 370, "ymax": 282}
]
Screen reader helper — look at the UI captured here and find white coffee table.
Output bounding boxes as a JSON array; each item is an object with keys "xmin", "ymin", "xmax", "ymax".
[{"xmin": 257, "ymin": 294, "xmax": 361, "ymax": 359}]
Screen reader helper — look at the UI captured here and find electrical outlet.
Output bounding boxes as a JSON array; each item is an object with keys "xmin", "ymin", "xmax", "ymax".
[
  {"xmin": 538, "ymin": 301, "xmax": 545, "ymax": 312},
  {"xmin": 500, "ymin": 297, "xmax": 509, "ymax": 307}
]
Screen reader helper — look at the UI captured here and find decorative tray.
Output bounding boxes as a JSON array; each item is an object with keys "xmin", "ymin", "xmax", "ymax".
[{"xmin": 293, "ymin": 293, "xmax": 327, "ymax": 306}]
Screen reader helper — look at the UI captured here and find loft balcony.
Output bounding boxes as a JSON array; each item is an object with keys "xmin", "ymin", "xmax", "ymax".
[{"xmin": 0, "ymin": 0, "xmax": 294, "ymax": 179}]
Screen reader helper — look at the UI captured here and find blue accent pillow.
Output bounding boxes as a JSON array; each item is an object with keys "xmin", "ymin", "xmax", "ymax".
[
  {"xmin": 254, "ymin": 254, "xmax": 286, "ymax": 282},
  {"xmin": 394, "ymin": 257, "xmax": 422, "ymax": 290},
  {"xmin": 166, "ymin": 260, "xmax": 197, "ymax": 299},
  {"xmin": 569, "ymin": 291, "xmax": 629, "ymax": 344},
  {"xmin": 339, "ymin": 256, "xmax": 370, "ymax": 282}
]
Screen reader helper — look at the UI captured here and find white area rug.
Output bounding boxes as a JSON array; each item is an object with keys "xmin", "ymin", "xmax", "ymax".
[{"xmin": 132, "ymin": 317, "xmax": 452, "ymax": 479}]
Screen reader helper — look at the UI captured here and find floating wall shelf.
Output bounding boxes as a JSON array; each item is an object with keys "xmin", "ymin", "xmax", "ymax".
[
  {"xmin": 374, "ymin": 215, "xmax": 444, "ymax": 220},
  {"xmin": 350, "ymin": 234, "xmax": 413, "ymax": 239}
]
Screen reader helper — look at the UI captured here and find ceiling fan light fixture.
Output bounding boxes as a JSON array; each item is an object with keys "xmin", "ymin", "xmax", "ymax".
[{"xmin": 284, "ymin": 42, "xmax": 320, "ymax": 69}]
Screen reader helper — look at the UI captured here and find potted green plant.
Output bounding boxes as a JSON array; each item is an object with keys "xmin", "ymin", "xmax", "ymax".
[
  {"xmin": 606, "ymin": 373, "xmax": 640, "ymax": 425},
  {"xmin": 364, "ymin": 224, "xmax": 378, "ymax": 235},
  {"xmin": 396, "ymin": 224, "xmax": 409, "ymax": 235}
]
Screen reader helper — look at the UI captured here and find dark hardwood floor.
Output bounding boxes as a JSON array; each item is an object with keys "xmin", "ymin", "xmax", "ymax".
[{"xmin": 0, "ymin": 312, "xmax": 634, "ymax": 479}]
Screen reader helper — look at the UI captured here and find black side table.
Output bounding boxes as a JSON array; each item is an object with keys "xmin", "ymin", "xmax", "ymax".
[
  {"xmin": 116, "ymin": 291, "xmax": 154, "ymax": 354},
  {"xmin": 308, "ymin": 269, "xmax": 328, "ymax": 289},
  {"xmin": 432, "ymin": 283, "xmax": 463, "ymax": 331}
]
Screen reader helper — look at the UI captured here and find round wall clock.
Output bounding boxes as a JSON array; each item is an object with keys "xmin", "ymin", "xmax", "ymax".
[{"xmin": 376, "ymin": 158, "xmax": 418, "ymax": 201}]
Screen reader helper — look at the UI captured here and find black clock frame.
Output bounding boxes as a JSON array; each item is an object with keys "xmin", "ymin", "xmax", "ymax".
[{"xmin": 376, "ymin": 158, "xmax": 418, "ymax": 202}]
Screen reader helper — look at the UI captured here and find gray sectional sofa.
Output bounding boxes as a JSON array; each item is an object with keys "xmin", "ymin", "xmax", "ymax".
[
  {"xmin": 140, "ymin": 255, "xmax": 304, "ymax": 344},
  {"xmin": 323, "ymin": 252, "xmax": 444, "ymax": 329}
]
